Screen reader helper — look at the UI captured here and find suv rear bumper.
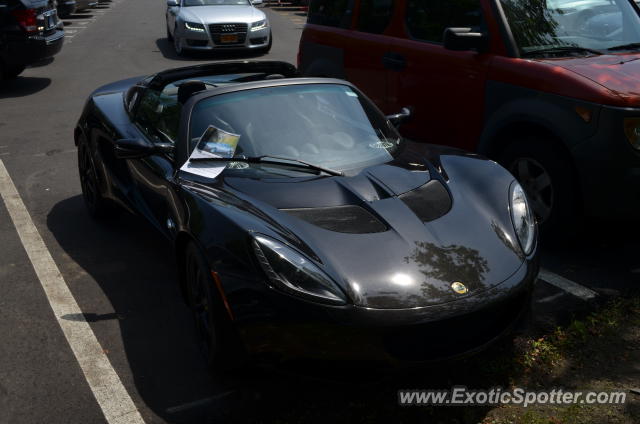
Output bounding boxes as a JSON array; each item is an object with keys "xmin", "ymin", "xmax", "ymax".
[{"xmin": 4, "ymin": 30, "xmax": 64, "ymax": 66}]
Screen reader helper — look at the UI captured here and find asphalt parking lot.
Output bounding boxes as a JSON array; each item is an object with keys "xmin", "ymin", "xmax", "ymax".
[{"xmin": 0, "ymin": 1, "xmax": 639, "ymax": 423}]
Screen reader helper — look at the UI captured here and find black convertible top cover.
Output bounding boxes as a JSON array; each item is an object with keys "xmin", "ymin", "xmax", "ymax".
[{"xmin": 146, "ymin": 61, "xmax": 299, "ymax": 90}]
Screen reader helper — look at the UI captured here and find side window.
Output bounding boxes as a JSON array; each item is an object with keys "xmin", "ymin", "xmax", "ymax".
[
  {"xmin": 308, "ymin": 0, "xmax": 355, "ymax": 29},
  {"xmin": 357, "ymin": 0, "xmax": 395, "ymax": 34},
  {"xmin": 134, "ymin": 89, "xmax": 180, "ymax": 145},
  {"xmin": 406, "ymin": 0, "xmax": 483, "ymax": 43}
]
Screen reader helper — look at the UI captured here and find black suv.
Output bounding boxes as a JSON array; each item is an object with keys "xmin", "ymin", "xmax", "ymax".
[{"xmin": 0, "ymin": 0, "xmax": 63, "ymax": 79}]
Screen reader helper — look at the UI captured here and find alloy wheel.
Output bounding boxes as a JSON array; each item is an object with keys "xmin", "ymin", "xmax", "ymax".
[
  {"xmin": 78, "ymin": 145, "xmax": 99, "ymax": 211},
  {"xmin": 186, "ymin": 251, "xmax": 217, "ymax": 360},
  {"xmin": 510, "ymin": 157, "xmax": 554, "ymax": 222}
]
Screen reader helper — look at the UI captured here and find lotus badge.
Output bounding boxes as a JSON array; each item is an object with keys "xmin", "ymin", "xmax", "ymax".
[{"xmin": 451, "ymin": 282, "xmax": 468, "ymax": 295}]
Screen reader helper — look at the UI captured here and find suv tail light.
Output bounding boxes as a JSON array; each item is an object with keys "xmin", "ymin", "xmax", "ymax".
[{"xmin": 11, "ymin": 9, "xmax": 39, "ymax": 33}]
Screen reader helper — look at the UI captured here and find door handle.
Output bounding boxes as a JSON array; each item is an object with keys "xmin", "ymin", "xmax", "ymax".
[{"xmin": 382, "ymin": 52, "xmax": 406, "ymax": 71}]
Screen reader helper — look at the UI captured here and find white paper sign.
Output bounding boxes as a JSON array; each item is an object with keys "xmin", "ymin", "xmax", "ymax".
[{"xmin": 180, "ymin": 125, "xmax": 241, "ymax": 179}]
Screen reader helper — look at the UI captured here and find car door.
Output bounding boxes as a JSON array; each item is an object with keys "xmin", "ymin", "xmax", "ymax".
[
  {"xmin": 128, "ymin": 88, "xmax": 182, "ymax": 238},
  {"xmin": 343, "ymin": 0, "xmax": 397, "ymax": 112},
  {"xmin": 385, "ymin": 0, "xmax": 491, "ymax": 146}
]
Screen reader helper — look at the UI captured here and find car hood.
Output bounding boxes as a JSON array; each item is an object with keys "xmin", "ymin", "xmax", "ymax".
[
  {"xmin": 180, "ymin": 5, "xmax": 263, "ymax": 24},
  {"xmin": 196, "ymin": 151, "xmax": 525, "ymax": 310},
  {"xmin": 538, "ymin": 53, "xmax": 640, "ymax": 104}
]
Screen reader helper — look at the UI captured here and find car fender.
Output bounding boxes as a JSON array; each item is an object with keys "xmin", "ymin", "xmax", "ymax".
[{"xmin": 478, "ymin": 80, "xmax": 602, "ymax": 157}]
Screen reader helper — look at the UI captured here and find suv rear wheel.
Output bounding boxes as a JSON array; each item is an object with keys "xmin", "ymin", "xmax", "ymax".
[
  {"xmin": 0, "ymin": 63, "xmax": 26, "ymax": 80},
  {"xmin": 499, "ymin": 137, "xmax": 577, "ymax": 237}
]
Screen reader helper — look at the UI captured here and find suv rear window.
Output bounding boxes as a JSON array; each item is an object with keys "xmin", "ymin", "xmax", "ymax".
[
  {"xmin": 308, "ymin": 0, "xmax": 355, "ymax": 28},
  {"xmin": 406, "ymin": 0, "xmax": 483, "ymax": 43},
  {"xmin": 357, "ymin": 0, "xmax": 395, "ymax": 34}
]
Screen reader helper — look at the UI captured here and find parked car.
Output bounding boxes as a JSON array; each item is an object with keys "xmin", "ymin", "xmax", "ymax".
[
  {"xmin": 0, "ymin": 0, "xmax": 64, "ymax": 79},
  {"xmin": 54, "ymin": 0, "xmax": 75, "ymax": 17},
  {"xmin": 75, "ymin": 0, "xmax": 97, "ymax": 12},
  {"xmin": 165, "ymin": 0, "xmax": 271, "ymax": 56},
  {"xmin": 298, "ymin": 0, "xmax": 640, "ymax": 232},
  {"xmin": 74, "ymin": 60, "xmax": 538, "ymax": 369}
]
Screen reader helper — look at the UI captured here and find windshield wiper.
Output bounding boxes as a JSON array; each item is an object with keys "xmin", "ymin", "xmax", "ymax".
[
  {"xmin": 607, "ymin": 42, "xmax": 640, "ymax": 52},
  {"xmin": 189, "ymin": 155, "xmax": 344, "ymax": 177},
  {"xmin": 522, "ymin": 46, "xmax": 603, "ymax": 57}
]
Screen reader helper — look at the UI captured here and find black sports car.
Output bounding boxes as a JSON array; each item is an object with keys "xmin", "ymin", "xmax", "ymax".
[{"xmin": 75, "ymin": 61, "xmax": 539, "ymax": 368}]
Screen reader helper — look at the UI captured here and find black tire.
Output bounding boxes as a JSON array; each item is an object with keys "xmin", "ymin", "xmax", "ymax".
[
  {"xmin": 0, "ymin": 63, "xmax": 26, "ymax": 80},
  {"xmin": 173, "ymin": 26, "xmax": 184, "ymax": 56},
  {"xmin": 184, "ymin": 242, "xmax": 242, "ymax": 376},
  {"xmin": 499, "ymin": 137, "xmax": 577, "ymax": 238},
  {"xmin": 261, "ymin": 31, "xmax": 273, "ymax": 54},
  {"xmin": 77, "ymin": 140, "xmax": 112, "ymax": 219},
  {"xmin": 166, "ymin": 23, "xmax": 173, "ymax": 41}
]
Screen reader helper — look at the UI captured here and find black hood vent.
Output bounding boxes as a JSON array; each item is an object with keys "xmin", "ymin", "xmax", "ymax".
[
  {"xmin": 399, "ymin": 180, "xmax": 452, "ymax": 222},
  {"xmin": 281, "ymin": 205, "xmax": 387, "ymax": 234}
]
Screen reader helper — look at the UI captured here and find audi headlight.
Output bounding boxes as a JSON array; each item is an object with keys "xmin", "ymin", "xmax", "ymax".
[
  {"xmin": 624, "ymin": 117, "xmax": 640, "ymax": 150},
  {"xmin": 510, "ymin": 182, "xmax": 536, "ymax": 255},
  {"xmin": 252, "ymin": 235, "xmax": 347, "ymax": 305},
  {"xmin": 251, "ymin": 19, "xmax": 267, "ymax": 31},
  {"xmin": 184, "ymin": 21, "xmax": 205, "ymax": 32}
]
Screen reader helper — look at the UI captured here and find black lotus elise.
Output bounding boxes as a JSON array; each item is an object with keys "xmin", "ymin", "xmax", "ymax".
[{"xmin": 75, "ymin": 61, "xmax": 539, "ymax": 368}]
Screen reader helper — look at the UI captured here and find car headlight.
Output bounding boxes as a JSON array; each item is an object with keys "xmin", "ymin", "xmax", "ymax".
[
  {"xmin": 624, "ymin": 117, "xmax": 640, "ymax": 150},
  {"xmin": 251, "ymin": 19, "xmax": 267, "ymax": 31},
  {"xmin": 184, "ymin": 21, "xmax": 205, "ymax": 32},
  {"xmin": 510, "ymin": 182, "xmax": 536, "ymax": 255},
  {"xmin": 252, "ymin": 235, "xmax": 347, "ymax": 305}
]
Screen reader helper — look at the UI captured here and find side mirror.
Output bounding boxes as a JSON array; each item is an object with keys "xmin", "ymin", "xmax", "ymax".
[
  {"xmin": 443, "ymin": 27, "xmax": 488, "ymax": 52},
  {"xmin": 387, "ymin": 107, "xmax": 412, "ymax": 127},
  {"xmin": 167, "ymin": 0, "xmax": 179, "ymax": 7},
  {"xmin": 114, "ymin": 138, "xmax": 156, "ymax": 159}
]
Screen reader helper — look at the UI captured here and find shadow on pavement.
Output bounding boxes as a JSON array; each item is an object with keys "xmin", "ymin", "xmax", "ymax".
[
  {"xmin": 47, "ymin": 196, "xmax": 225, "ymax": 423},
  {"xmin": 27, "ymin": 57, "xmax": 54, "ymax": 68},
  {"xmin": 46, "ymin": 196, "xmax": 530, "ymax": 423},
  {"xmin": 0, "ymin": 77, "xmax": 51, "ymax": 99},
  {"xmin": 155, "ymin": 38, "xmax": 267, "ymax": 62}
]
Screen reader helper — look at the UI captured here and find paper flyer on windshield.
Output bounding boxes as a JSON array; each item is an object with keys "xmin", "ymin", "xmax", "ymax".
[{"xmin": 180, "ymin": 125, "xmax": 241, "ymax": 179}]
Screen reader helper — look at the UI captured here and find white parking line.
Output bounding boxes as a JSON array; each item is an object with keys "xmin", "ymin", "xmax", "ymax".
[
  {"xmin": 0, "ymin": 159, "xmax": 145, "ymax": 424},
  {"xmin": 165, "ymin": 391, "xmax": 235, "ymax": 414},
  {"xmin": 538, "ymin": 269, "xmax": 598, "ymax": 300},
  {"xmin": 536, "ymin": 292, "xmax": 564, "ymax": 304}
]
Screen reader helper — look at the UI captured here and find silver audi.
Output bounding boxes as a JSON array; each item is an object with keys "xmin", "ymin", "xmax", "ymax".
[{"xmin": 166, "ymin": 0, "xmax": 271, "ymax": 55}]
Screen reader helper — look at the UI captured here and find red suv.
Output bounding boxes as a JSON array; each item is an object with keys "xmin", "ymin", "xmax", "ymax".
[{"xmin": 298, "ymin": 0, "xmax": 640, "ymax": 230}]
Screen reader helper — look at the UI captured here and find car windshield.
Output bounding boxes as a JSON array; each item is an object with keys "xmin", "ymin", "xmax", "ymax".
[
  {"xmin": 183, "ymin": 0, "xmax": 249, "ymax": 6},
  {"xmin": 189, "ymin": 84, "xmax": 403, "ymax": 173},
  {"xmin": 499, "ymin": 0, "xmax": 640, "ymax": 55}
]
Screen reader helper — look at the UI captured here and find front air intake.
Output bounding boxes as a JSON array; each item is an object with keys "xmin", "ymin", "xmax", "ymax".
[
  {"xmin": 281, "ymin": 205, "xmax": 387, "ymax": 234},
  {"xmin": 399, "ymin": 180, "xmax": 452, "ymax": 222}
]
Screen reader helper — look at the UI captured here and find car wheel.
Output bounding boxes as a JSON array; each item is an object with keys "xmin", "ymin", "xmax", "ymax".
[
  {"xmin": 77, "ymin": 140, "xmax": 111, "ymax": 219},
  {"xmin": 499, "ymin": 137, "xmax": 576, "ymax": 237},
  {"xmin": 261, "ymin": 31, "xmax": 272, "ymax": 54},
  {"xmin": 0, "ymin": 63, "xmax": 26, "ymax": 80},
  {"xmin": 184, "ymin": 242, "xmax": 241, "ymax": 376},
  {"xmin": 173, "ymin": 28, "xmax": 184, "ymax": 55}
]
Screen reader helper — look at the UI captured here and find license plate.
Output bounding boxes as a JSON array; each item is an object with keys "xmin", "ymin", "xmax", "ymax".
[
  {"xmin": 44, "ymin": 11, "xmax": 56, "ymax": 29},
  {"xmin": 220, "ymin": 34, "xmax": 238, "ymax": 43}
]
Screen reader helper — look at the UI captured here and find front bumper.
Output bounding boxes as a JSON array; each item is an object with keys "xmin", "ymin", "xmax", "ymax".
[
  {"xmin": 4, "ymin": 30, "xmax": 64, "ymax": 66},
  {"xmin": 179, "ymin": 24, "xmax": 270, "ymax": 51},
  {"xmin": 572, "ymin": 105, "xmax": 640, "ymax": 219},
  {"xmin": 226, "ymin": 256, "xmax": 539, "ymax": 363}
]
